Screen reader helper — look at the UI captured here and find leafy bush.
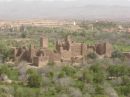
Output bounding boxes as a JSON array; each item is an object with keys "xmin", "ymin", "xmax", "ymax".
[
  {"xmin": 0, "ymin": 64, "xmax": 19, "ymax": 80},
  {"xmin": 0, "ymin": 41, "xmax": 12, "ymax": 62},
  {"xmin": 90, "ymin": 64, "xmax": 102, "ymax": 73},
  {"xmin": 14, "ymin": 85, "xmax": 40, "ymax": 97},
  {"xmin": 107, "ymin": 65, "xmax": 128, "ymax": 77},
  {"xmin": 93, "ymin": 72, "xmax": 105, "ymax": 84},
  {"xmin": 61, "ymin": 66, "xmax": 77, "ymax": 77},
  {"xmin": 27, "ymin": 69, "xmax": 42, "ymax": 88},
  {"xmin": 112, "ymin": 50, "xmax": 123, "ymax": 59},
  {"xmin": 95, "ymin": 84, "xmax": 105, "ymax": 95},
  {"xmin": 21, "ymin": 32, "xmax": 27, "ymax": 38},
  {"xmin": 82, "ymin": 70, "xmax": 93, "ymax": 83}
]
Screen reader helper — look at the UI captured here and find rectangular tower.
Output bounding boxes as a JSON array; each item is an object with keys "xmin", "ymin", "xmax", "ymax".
[{"xmin": 40, "ymin": 36, "xmax": 48, "ymax": 48}]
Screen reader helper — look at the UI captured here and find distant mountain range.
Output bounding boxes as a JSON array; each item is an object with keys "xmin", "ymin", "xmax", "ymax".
[{"xmin": 0, "ymin": 1, "xmax": 130, "ymax": 21}]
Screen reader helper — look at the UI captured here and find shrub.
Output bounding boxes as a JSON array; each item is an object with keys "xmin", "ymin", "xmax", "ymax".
[
  {"xmin": 0, "ymin": 65, "xmax": 19, "ymax": 80},
  {"xmin": 0, "ymin": 65, "xmax": 8, "ymax": 75},
  {"xmin": 62, "ymin": 66, "xmax": 76, "ymax": 77},
  {"xmin": 90, "ymin": 64, "xmax": 105, "ymax": 83},
  {"xmin": 112, "ymin": 50, "xmax": 123, "ymax": 59},
  {"xmin": 82, "ymin": 70, "xmax": 93, "ymax": 83},
  {"xmin": 0, "ymin": 41, "xmax": 12, "ymax": 62},
  {"xmin": 21, "ymin": 32, "xmax": 27, "ymax": 38},
  {"xmin": 121, "ymin": 75, "xmax": 130, "ymax": 85},
  {"xmin": 27, "ymin": 69, "xmax": 42, "ymax": 88},
  {"xmin": 95, "ymin": 85, "xmax": 105, "ymax": 95},
  {"xmin": 93, "ymin": 72, "xmax": 105, "ymax": 84},
  {"xmin": 14, "ymin": 86, "xmax": 40, "ymax": 97},
  {"xmin": 116, "ymin": 85, "xmax": 130, "ymax": 96},
  {"xmin": 90, "ymin": 64, "xmax": 102, "ymax": 73},
  {"xmin": 69, "ymin": 87, "xmax": 82, "ymax": 97},
  {"xmin": 107, "ymin": 65, "xmax": 128, "ymax": 77}
]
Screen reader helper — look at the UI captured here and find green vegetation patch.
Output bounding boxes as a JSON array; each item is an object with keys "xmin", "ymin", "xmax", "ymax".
[
  {"xmin": 113, "ymin": 44, "xmax": 130, "ymax": 52},
  {"xmin": 0, "ymin": 64, "xmax": 19, "ymax": 80}
]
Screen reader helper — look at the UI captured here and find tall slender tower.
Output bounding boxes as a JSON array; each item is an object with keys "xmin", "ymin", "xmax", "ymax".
[{"xmin": 40, "ymin": 36, "xmax": 48, "ymax": 48}]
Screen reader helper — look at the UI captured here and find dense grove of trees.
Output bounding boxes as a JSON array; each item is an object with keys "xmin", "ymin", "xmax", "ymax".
[
  {"xmin": 0, "ymin": 62, "xmax": 130, "ymax": 97},
  {"xmin": 0, "ymin": 41, "xmax": 12, "ymax": 62}
]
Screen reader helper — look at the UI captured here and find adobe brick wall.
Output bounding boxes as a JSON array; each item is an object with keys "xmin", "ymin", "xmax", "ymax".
[
  {"xmin": 49, "ymin": 52, "xmax": 61, "ymax": 62},
  {"xmin": 29, "ymin": 45, "xmax": 36, "ymax": 62},
  {"xmin": 33, "ymin": 56, "xmax": 39, "ymax": 66},
  {"xmin": 70, "ymin": 43, "xmax": 82, "ymax": 57},
  {"xmin": 33, "ymin": 56, "xmax": 49, "ymax": 67},
  {"xmin": 38, "ymin": 56, "xmax": 49, "ymax": 67},
  {"xmin": 60, "ymin": 50, "xmax": 72, "ymax": 62}
]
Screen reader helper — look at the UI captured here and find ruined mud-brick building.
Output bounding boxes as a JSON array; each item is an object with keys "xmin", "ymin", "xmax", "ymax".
[{"xmin": 12, "ymin": 36, "xmax": 113, "ymax": 67}]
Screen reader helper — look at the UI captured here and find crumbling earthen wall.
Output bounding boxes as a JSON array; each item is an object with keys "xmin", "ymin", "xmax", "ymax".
[
  {"xmin": 33, "ymin": 56, "xmax": 39, "ymax": 66},
  {"xmin": 29, "ymin": 45, "xmax": 36, "ymax": 62},
  {"xmin": 81, "ymin": 44, "xmax": 87, "ymax": 56},
  {"xmin": 49, "ymin": 52, "xmax": 61, "ymax": 62},
  {"xmin": 12, "ymin": 35, "xmax": 113, "ymax": 67},
  {"xmin": 60, "ymin": 50, "xmax": 72, "ymax": 62},
  {"xmin": 33, "ymin": 56, "xmax": 49, "ymax": 67},
  {"xmin": 87, "ymin": 45, "xmax": 96, "ymax": 54},
  {"xmin": 70, "ymin": 43, "xmax": 82, "ymax": 57}
]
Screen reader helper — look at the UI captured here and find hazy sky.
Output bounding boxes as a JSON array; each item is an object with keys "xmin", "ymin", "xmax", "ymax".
[
  {"xmin": 0, "ymin": 0, "xmax": 130, "ymax": 6},
  {"xmin": 0, "ymin": 0, "xmax": 130, "ymax": 20}
]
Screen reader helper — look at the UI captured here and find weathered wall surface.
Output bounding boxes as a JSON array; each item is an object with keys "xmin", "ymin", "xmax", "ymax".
[
  {"xmin": 71, "ymin": 43, "xmax": 82, "ymax": 57},
  {"xmin": 40, "ymin": 37, "xmax": 48, "ymax": 48},
  {"xmin": 105, "ymin": 42, "xmax": 113, "ymax": 58}
]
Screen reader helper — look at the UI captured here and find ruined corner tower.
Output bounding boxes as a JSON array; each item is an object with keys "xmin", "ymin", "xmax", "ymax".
[
  {"xmin": 40, "ymin": 36, "xmax": 48, "ymax": 48},
  {"xmin": 96, "ymin": 42, "xmax": 113, "ymax": 58}
]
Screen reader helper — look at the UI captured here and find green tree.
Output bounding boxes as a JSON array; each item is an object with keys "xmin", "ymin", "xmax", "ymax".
[
  {"xmin": 21, "ymin": 32, "xmax": 27, "ymax": 38},
  {"xmin": 93, "ymin": 72, "xmax": 105, "ymax": 84},
  {"xmin": 90, "ymin": 64, "xmax": 102, "ymax": 73},
  {"xmin": 27, "ymin": 69, "xmax": 42, "ymax": 88},
  {"xmin": 0, "ymin": 41, "xmax": 11, "ymax": 62},
  {"xmin": 62, "ymin": 66, "xmax": 76, "ymax": 77},
  {"xmin": 82, "ymin": 70, "xmax": 93, "ymax": 83},
  {"xmin": 90, "ymin": 64, "xmax": 105, "ymax": 83},
  {"xmin": 108, "ymin": 65, "xmax": 128, "ymax": 77}
]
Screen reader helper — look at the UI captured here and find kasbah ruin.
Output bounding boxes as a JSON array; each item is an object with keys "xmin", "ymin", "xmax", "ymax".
[{"xmin": 11, "ymin": 35, "xmax": 113, "ymax": 67}]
